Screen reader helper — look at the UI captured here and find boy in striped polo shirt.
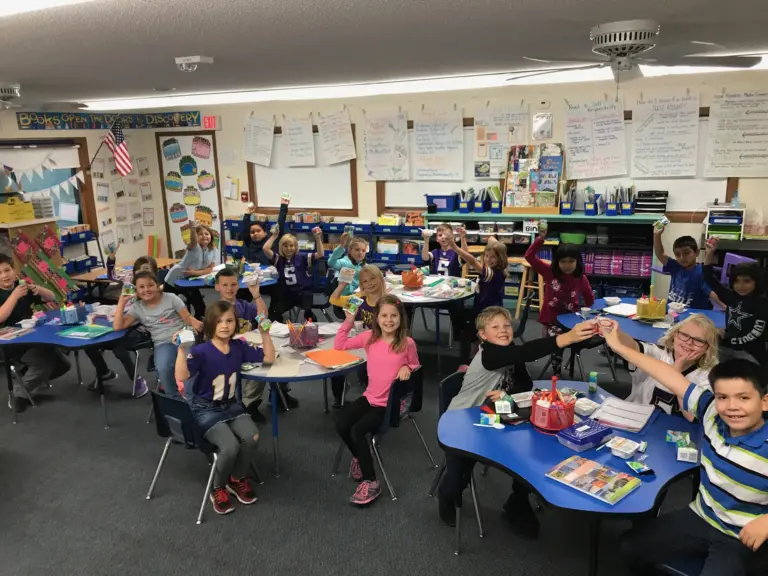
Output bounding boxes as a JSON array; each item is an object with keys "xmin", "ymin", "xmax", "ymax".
[{"xmin": 603, "ymin": 321, "xmax": 768, "ymax": 575}]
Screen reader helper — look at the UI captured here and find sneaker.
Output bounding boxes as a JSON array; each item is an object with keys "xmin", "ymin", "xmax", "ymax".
[
  {"xmin": 226, "ymin": 476, "xmax": 258, "ymax": 505},
  {"xmin": 209, "ymin": 487, "xmax": 235, "ymax": 514},
  {"xmin": 132, "ymin": 376, "xmax": 148, "ymax": 399},
  {"xmin": 349, "ymin": 458, "xmax": 363, "ymax": 482},
  {"xmin": 87, "ymin": 370, "xmax": 118, "ymax": 391},
  {"xmin": 438, "ymin": 494, "xmax": 458, "ymax": 527},
  {"xmin": 350, "ymin": 480, "xmax": 381, "ymax": 505},
  {"xmin": 502, "ymin": 494, "xmax": 540, "ymax": 540},
  {"xmin": 246, "ymin": 402, "xmax": 266, "ymax": 424}
]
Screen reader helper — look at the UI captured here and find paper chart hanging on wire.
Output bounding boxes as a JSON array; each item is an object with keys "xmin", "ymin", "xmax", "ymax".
[
  {"xmin": 413, "ymin": 109, "xmax": 464, "ymax": 181},
  {"xmin": 363, "ymin": 111, "xmax": 409, "ymax": 181}
]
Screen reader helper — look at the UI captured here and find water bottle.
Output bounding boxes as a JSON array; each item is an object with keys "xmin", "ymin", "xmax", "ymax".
[
  {"xmin": 588, "ymin": 371, "xmax": 598, "ymax": 394},
  {"xmin": 731, "ymin": 189, "xmax": 740, "ymax": 207}
]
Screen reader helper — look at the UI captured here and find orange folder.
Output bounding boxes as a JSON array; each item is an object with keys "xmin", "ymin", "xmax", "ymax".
[{"xmin": 305, "ymin": 349, "xmax": 363, "ymax": 370}]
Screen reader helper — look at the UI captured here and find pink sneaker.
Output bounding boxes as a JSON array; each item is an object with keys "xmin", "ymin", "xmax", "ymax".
[
  {"xmin": 349, "ymin": 457, "xmax": 363, "ymax": 482},
  {"xmin": 350, "ymin": 480, "xmax": 381, "ymax": 505}
]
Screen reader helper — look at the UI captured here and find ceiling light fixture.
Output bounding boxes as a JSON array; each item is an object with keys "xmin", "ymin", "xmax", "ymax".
[
  {"xmin": 83, "ymin": 68, "xmax": 614, "ymax": 111},
  {"xmin": 640, "ymin": 55, "xmax": 768, "ymax": 77},
  {"xmin": 0, "ymin": 0, "xmax": 98, "ymax": 18}
]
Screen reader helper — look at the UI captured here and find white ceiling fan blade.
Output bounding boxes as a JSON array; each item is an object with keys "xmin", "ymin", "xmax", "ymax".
[
  {"xmin": 506, "ymin": 64, "xmax": 605, "ymax": 82},
  {"xmin": 523, "ymin": 55, "xmax": 607, "ymax": 67},
  {"xmin": 639, "ymin": 55, "xmax": 762, "ymax": 68}
]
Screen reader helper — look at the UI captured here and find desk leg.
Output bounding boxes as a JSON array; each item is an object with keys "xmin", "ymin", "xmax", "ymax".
[
  {"xmin": 98, "ymin": 372, "xmax": 110, "ymax": 429},
  {"xmin": 74, "ymin": 350, "xmax": 83, "ymax": 386},
  {"xmin": 435, "ymin": 309, "xmax": 442, "ymax": 376},
  {"xmin": 270, "ymin": 383, "xmax": 280, "ymax": 478},
  {"xmin": 6, "ymin": 359, "xmax": 16, "ymax": 424},
  {"xmin": 588, "ymin": 516, "xmax": 601, "ymax": 576},
  {"xmin": 323, "ymin": 378, "xmax": 329, "ymax": 414}
]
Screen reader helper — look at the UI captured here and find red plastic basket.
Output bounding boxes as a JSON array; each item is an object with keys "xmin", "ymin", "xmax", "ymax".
[{"xmin": 531, "ymin": 393, "xmax": 575, "ymax": 432}]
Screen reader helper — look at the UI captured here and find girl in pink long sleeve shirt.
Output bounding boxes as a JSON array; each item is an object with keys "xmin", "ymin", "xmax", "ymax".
[
  {"xmin": 334, "ymin": 295, "xmax": 420, "ymax": 506},
  {"xmin": 525, "ymin": 231, "xmax": 594, "ymax": 375}
]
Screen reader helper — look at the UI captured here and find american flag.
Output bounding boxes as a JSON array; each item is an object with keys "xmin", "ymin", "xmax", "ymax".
[{"xmin": 105, "ymin": 119, "xmax": 132, "ymax": 176}]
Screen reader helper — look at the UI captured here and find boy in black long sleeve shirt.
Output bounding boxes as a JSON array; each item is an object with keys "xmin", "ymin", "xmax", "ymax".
[
  {"xmin": 703, "ymin": 241, "xmax": 767, "ymax": 366},
  {"xmin": 438, "ymin": 306, "xmax": 595, "ymax": 537},
  {"xmin": 240, "ymin": 198, "xmax": 289, "ymax": 266}
]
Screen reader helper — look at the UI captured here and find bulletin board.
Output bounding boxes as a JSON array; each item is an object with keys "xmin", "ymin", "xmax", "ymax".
[
  {"xmin": 578, "ymin": 119, "xmax": 727, "ymax": 212},
  {"xmin": 155, "ymin": 131, "xmax": 223, "ymax": 258},
  {"xmin": 249, "ymin": 126, "xmax": 358, "ymax": 217},
  {"xmin": 383, "ymin": 126, "xmax": 500, "ymax": 209}
]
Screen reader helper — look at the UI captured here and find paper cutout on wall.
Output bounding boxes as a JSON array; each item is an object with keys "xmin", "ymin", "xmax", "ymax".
[
  {"xmin": 115, "ymin": 203, "xmax": 127, "ymax": 222},
  {"xmin": 183, "ymin": 185, "xmax": 201, "ymax": 206},
  {"xmin": 169, "ymin": 202, "xmax": 187, "ymax": 223},
  {"xmin": 98, "ymin": 206, "xmax": 113, "ymax": 228},
  {"xmin": 126, "ymin": 178, "xmax": 139, "ymax": 198},
  {"xmin": 162, "ymin": 138, "xmax": 182, "ymax": 161},
  {"xmin": 197, "ymin": 170, "xmax": 215, "ymax": 191},
  {"xmin": 137, "ymin": 156, "xmax": 149, "ymax": 177},
  {"xmin": 194, "ymin": 205, "xmax": 214, "ymax": 227},
  {"xmin": 129, "ymin": 201, "xmax": 141, "ymax": 221},
  {"xmin": 92, "ymin": 158, "xmax": 105, "ymax": 179},
  {"xmin": 179, "ymin": 155, "xmax": 197, "ymax": 176},
  {"xmin": 143, "ymin": 207, "xmax": 154, "ymax": 226},
  {"xmin": 131, "ymin": 222, "xmax": 144, "ymax": 242},
  {"xmin": 95, "ymin": 181, "xmax": 110, "ymax": 203},
  {"xmin": 165, "ymin": 171, "xmax": 182, "ymax": 192},
  {"xmin": 117, "ymin": 225, "xmax": 129, "ymax": 245},
  {"xmin": 192, "ymin": 136, "xmax": 212, "ymax": 159},
  {"xmin": 140, "ymin": 181, "xmax": 152, "ymax": 201},
  {"xmin": 101, "ymin": 230, "xmax": 116, "ymax": 251},
  {"xmin": 112, "ymin": 178, "xmax": 126, "ymax": 199}
]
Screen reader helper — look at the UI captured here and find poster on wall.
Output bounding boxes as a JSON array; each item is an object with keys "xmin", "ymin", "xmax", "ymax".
[
  {"xmin": 143, "ymin": 207, "xmax": 154, "ymax": 226},
  {"xmin": 140, "ymin": 181, "xmax": 153, "ymax": 201},
  {"xmin": 101, "ymin": 230, "xmax": 116, "ymax": 251},
  {"xmin": 283, "ymin": 115, "xmax": 315, "ymax": 167},
  {"xmin": 243, "ymin": 114, "xmax": 275, "ymax": 166},
  {"xmin": 116, "ymin": 225, "xmax": 129, "ymax": 245},
  {"xmin": 112, "ymin": 177, "xmax": 125, "ymax": 199},
  {"xmin": 156, "ymin": 132, "xmax": 223, "ymax": 258},
  {"xmin": 126, "ymin": 178, "xmax": 140, "ymax": 198},
  {"xmin": 318, "ymin": 109, "xmax": 357, "ymax": 165},
  {"xmin": 565, "ymin": 98, "xmax": 627, "ymax": 180},
  {"xmin": 413, "ymin": 109, "xmax": 464, "ymax": 180},
  {"xmin": 631, "ymin": 90, "xmax": 699, "ymax": 177},
  {"xmin": 98, "ymin": 206, "xmax": 113, "ymax": 228},
  {"xmin": 92, "ymin": 158, "xmax": 105, "ymax": 179},
  {"xmin": 131, "ymin": 222, "xmax": 144, "ymax": 242},
  {"xmin": 129, "ymin": 200, "xmax": 141, "ymax": 221},
  {"xmin": 115, "ymin": 203, "xmax": 127, "ymax": 222},
  {"xmin": 137, "ymin": 157, "xmax": 150, "ymax": 177},
  {"xmin": 108, "ymin": 157, "xmax": 117, "ymax": 176},
  {"xmin": 95, "ymin": 181, "xmax": 110, "ymax": 203},
  {"xmin": 474, "ymin": 106, "xmax": 529, "ymax": 178},
  {"xmin": 704, "ymin": 89, "xmax": 768, "ymax": 177},
  {"xmin": 363, "ymin": 111, "xmax": 409, "ymax": 181}
]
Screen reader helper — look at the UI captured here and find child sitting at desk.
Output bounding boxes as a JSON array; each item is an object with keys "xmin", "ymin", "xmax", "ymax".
[
  {"xmin": 0, "ymin": 254, "xmax": 70, "ymax": 412},
  {"xmin": 438, "ymin": 306, "xmax": 594, "ymax": 538},
  {"xmin": 602, "ymin": 320, "xmax": 768, "ymax": 575},
  {"xmin": 616, "ymin": 315, "xmax": 718, "ymax": 419},
  {"xmin": 654, "ymin": 224, "xmax": 722, "ymax": 309}
]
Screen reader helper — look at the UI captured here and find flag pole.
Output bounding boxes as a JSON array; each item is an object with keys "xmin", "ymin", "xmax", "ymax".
[{"xmin": 86, "ymin": 114, "xmax": 122, "ymax": 172}]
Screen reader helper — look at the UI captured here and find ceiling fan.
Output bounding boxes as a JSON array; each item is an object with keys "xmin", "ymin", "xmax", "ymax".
[
  {"xmin": 0, "ymin": 84, "xmax": 87, "ymax": 111},
  {"xmin": 509, "ymin": 20, "xmax": 763, "ymax": 84}
]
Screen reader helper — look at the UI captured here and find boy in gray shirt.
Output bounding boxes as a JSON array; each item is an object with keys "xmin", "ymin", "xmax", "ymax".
[{"xmin": 439, "ymin": 306, "xmax": 594, "ymax": 538}]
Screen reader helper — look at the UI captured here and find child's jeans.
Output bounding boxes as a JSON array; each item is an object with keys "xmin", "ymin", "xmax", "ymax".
[
  {"xmin": 153, "ymin": 342, "xmax": 181, "ymax": 398},
  {"xmin": 11, "ymin": 346, "xmax": 70, "ymax": 396}
]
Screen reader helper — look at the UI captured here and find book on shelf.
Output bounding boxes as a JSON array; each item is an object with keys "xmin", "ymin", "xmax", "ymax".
[{"xmin": 546, "ymin": 455, "xmax": 641, "ymax": 505}]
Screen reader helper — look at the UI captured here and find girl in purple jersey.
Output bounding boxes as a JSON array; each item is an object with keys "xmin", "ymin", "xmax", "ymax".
[
  {"xmin": 263, "ymin": 226, "xmax": 325, "ymax": 322},
  {"xmin": 174, "ymin": 301, "xmax": 275, "ymax": 515},
  {"xmin": 446, "ymin": 227, "xmax": 508, "ymax": 362}
]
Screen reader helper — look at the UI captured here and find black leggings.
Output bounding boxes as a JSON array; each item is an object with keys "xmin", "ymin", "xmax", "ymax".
[
  {"xmin": 269, "ymin": 290, "xmax": 315, "ymax": 322},
  {"xmin": 335, "ymin": 396, "xmax": 385, "ymax": 481},
  {"xmin": 163, "ymin": 283, "xmax": 206, "ymax": 319},
  {"xmin": 330, "ymin": 365, "xmax": 368, "ymax": 401},
  {"xmin": 439, "ymin": 451, "xmax": 530, "ymax": 504}
]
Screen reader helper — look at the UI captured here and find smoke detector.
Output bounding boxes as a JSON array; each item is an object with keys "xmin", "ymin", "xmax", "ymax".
[{"xmin": 174, "ymin": 55, "xmax": 214, "ymax": 72}]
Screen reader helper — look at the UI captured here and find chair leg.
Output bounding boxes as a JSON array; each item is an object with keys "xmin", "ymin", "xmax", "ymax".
[
  {"xmin": 146, "ymin": 378, "xmax": 161, "ymax": 424},
  {"xmin": 420, "ymin": 308, "xmax": 429, "ymax": 331},
  {"xmin": 331, "ymin": 439, "xmax": 345, "ymax": 476},
  {"xmin": 323, "ymin": 379, "xmax": 329, "ymax": 414},
  {"xmin": 74, "ymin": 350, "xmax": 83, "ymax": 386},
  {"xmin": 250, "ymin": 460, "xmax": 264, "ymax": 485},
  {"xmin": 454, "ymin": 504, "xmax": 462, "ymax": 556},
  {"xmin": 146, "ymin": 438, "xmax": 172, "ymax": 500},
  {"xmin": 11, "ymin": 367, "xmax": 36, "ymax": 407},
  {"xmin": 131, "ymin": 350, "xmax": 140, "ymax": 396},
  {"xmin": 371, "ymin": 436, "xmax": 396, "ymax": 501},
  {"xmin": 605, "ymin": 345, "xmax": 619, "ymax": 382},
  {"xmin": 575, "ymin": 352, "xmax": 586, "ymax": 381},
  {"xmin": 197, "ymin": 453, "xmax": 218, "ymax": 525},
  {"xmin": 536, "ymin": 359, "xmax": 552, "ymax": 380},
  {"xmin": 428, "ymin": 459, "xmax": 446, "ymax": 497},
  {"xmin": 469, "ymin": 473, "xmax": 484, "ymax": 538},
  {"xmin": 410, "ymin": 417, "xmax": 438, "ymax": 468},
  {"xmin": 275, "ymin": 385, "xmax": 290, "ymax": 411}
]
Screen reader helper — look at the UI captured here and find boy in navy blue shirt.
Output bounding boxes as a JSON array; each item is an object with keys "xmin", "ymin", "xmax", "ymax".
[
  {"xmin": 654, "ymin": 226, "xmax": 722, "ymax": 309},
  {"xmin": 603, "ymin": 320, "xmax": 768, "ymax": 575}
]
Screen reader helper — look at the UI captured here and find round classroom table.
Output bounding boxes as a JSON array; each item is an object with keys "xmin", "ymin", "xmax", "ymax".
[
  {"xmin": 438, "ymin": 379, "xmax": 699, "ymax": 576},
  {"xmin": 557, "ymin": 298, "xmax": 725, "ymax": 344},
  {"xmin": 1, "ymin": 321, "xmax": 129, "ymax": 427},
  {"xmin": 240, "ymin": 325, "xmax": 367, "ymax": 476},
  {"xmin": 385, "ymin": 275, "xmax": 475, "ymax": 371}
]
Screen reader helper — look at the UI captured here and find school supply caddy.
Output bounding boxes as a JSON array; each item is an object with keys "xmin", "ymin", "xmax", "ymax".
[
  {"xmin": 546, "ymin": 456, "xmax": 641, "ymax": 505},
  {"xmin": 531, "ymin": 377, "xmax": 576, "ymax": 432},
  {"xmin": 304, "ymin": 349, "xmax": 363, "ymax": 370},
  {"xmin": 287, "ymin": 320, "xmax": 319, "ymax": 348}
]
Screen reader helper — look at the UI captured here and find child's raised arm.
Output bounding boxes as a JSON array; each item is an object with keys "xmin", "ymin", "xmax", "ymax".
[
  {"xmin": 653, "ymin": 225, "xmax": 669, "ymax": 265},
  {"xmin": 524, "ymin": 233, "xmax": 551, "ymax": 277},
  {"xmin": 329, "ymin": 280, "xmax": 351, "ymax": 308},
  {"xmin": 178, "ymin": 307, "xmax": 204, "ymax": 333},
  {"xmin": 421, "ymin": 229, "xmax": 433, "ymax": 263},
  {"xmin": 174, "ymin": 336, "xmax": 195, "ymax": 382},
  {"xmin": 113, "ymin": 294, "xmax": 136, "ymax": 331},
  {"xmin": 447, "ymin": 227, "xmax": 483, "ymax": 274},
  {"xmin": 263, "ymin": 225, "xmax": 279, "ymax": 261},
  {"xmin": 327, "ymin": 235, "xmax": 349, "ymax": 271},
  {"xmin": 312, "ymin": 227, "xmax": 325, "ymax": 260}
]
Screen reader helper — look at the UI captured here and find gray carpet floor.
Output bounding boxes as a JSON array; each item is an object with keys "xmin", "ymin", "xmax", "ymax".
[{"xmin": 0, "ymin": 299, "xmax": 694, "ymax": 576}]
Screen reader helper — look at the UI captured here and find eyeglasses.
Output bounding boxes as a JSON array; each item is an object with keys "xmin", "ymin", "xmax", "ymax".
[{"xmin": 675, "ymin": 330, "xmax": 708, "ymax": 348}]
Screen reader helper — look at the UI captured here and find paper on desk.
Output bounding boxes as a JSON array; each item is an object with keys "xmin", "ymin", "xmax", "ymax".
[
  {"xmin": 603, "ymin": 303, "xmax": 638, "ymax": 317},
  {"xmin": 318, "ymin": 322, "xmax": 343, "ymax": 336},
  {"xmin": 269, "ymin": 322, "xmax": 290, "ymax": 337},
  {"xmin": 592, "ymin": 397, "xmax": 655, "ymax": 432},
  {"xmin": 267, "ymin": 356, "xmax": 300, "ymax": 377},
  {"xmin": 236, "ymin": 330, "xmax": 263, "ymax": 345}
]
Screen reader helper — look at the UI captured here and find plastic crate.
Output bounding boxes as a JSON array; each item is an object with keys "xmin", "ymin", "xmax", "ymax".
[
  {"xmin": 67, "ymin": 230, "xmax": 95, "ymax": 244},
  {"xmin": 85, "ymin": 256, "xmax": 99, "ymax": 271},
  {"xmin": 473, "ymin": 198, "xmax": 489, "ymax": 213},
  {"xmin": 373, "ymin": 224, "xmax": 402, "ymax": 235},
  {"xmin": 225, "ymin": 245, "xmax": 243, "ymax": 257},
  {"xmin": 401, "ymin": 225, "xmax": 421, "ymax": 236},
  {"xmin": 425, "ymin": 193, "xmax": 458, "ymax": 212},
  {"xmin": 352, "ymin": 223, "xmax": 372, "ymax": 234},
  {"xmin": 323, "ymin": 222, "xmax": 348, "ymax": 233},
  {"xmin": 64, "ymin": 261, "xmax": 76, "ymax": 275},
  {"xmin": 400, "ymin": 254, "xmax": 423, "ymax": 265},
  {"xmin": 293, "ymin": 223, "xmax": 316, "ymax": 232},
  {"xmin": 374, "ymin": 253, "xmax": 399, "ymax": 263}
]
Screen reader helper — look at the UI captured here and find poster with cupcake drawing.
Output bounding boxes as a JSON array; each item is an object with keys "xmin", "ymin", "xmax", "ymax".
[{"xmin": 156, "ymin": 131, "xmax": 223, "ymax": 257}]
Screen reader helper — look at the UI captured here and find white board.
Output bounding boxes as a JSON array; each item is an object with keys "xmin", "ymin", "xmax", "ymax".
[
  {"xmin": 580, "ymin": 119, "xmax": 727, "ymax": 211},
  {"xmin": 385, "ymin": 127, "xmax": 495, "ymax": 208},
  {"xmin": 253, "ymin": 132, "xmax": 353, "ymax": 209}
]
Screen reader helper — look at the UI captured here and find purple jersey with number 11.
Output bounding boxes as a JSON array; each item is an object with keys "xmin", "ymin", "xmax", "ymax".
[{"xmin": 272, "ymin": 253, "xmax": 314, "ymax": 293}]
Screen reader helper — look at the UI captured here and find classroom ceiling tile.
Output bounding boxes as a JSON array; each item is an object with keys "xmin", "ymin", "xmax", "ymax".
[{"xmin": 1, "ymin": 0, "xmax": 768, "ymax": 106}]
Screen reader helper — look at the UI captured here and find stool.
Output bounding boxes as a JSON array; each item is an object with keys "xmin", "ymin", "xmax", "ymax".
[{"xmin": 515, "ymin": 260, "xmax": 546, "ymax": 320}]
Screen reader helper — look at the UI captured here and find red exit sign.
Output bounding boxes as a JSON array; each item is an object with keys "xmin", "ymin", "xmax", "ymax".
[{"xmin": 203, "ymin": 115, "xmax": 220, "ymax": 130}]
